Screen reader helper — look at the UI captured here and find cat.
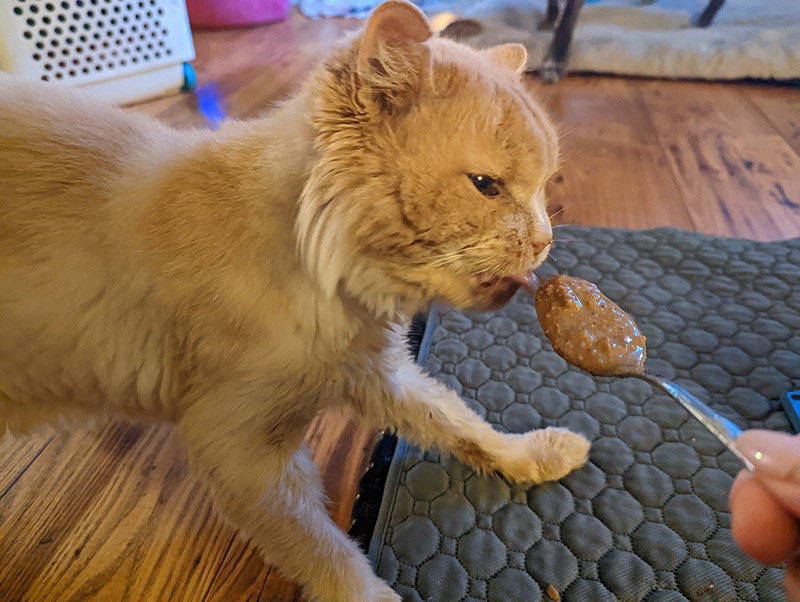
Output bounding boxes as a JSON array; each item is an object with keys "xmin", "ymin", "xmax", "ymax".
[{"xmin": 0, "ymin": 1, "xmax": 590, "ymax": 600}]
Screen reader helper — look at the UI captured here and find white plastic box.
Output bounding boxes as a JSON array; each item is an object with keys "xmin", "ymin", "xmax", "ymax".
[{"xmin": 0, "ymin": 0, "xmax": 196, "ymax": 104}]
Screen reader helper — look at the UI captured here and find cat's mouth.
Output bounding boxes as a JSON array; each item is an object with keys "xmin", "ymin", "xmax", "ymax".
[{"xmin": 472, "ymin": 272, "xmax": 540, "ymax": 311}]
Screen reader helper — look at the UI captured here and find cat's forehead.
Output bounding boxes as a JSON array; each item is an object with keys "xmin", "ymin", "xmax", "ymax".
[
  {"xmin": 425, "ymin": 40, "xmax": 559, "ymax": 180},
  {"xmin": 505, "ymin": 87, "xmax": 560, "ymax": 182}
]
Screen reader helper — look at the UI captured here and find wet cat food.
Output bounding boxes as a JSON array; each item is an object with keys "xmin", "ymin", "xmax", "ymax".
[{"xmin": 534, "ymin": 275, "xmax": 646, "ymax": 376}]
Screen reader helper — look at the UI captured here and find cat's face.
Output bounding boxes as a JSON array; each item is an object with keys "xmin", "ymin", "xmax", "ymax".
[{"xmin": 298, "ymin": 1, "xmax": 559, "ymax": 315}]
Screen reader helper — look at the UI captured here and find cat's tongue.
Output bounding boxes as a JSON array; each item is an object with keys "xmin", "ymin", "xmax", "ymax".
[{"xmin": 508, "ymin": 272, "xmax": 541, "ymax": 295}]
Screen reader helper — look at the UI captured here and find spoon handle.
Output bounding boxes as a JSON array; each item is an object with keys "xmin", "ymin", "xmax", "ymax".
[{"xmin": 641, "ymin": 370, "xmax": 754, "ymax": 471}]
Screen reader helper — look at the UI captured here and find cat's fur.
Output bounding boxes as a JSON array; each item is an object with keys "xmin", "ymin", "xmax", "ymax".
[{"xmin": 0, "ymin": 2, "xmax": 590, "ymax": 600}]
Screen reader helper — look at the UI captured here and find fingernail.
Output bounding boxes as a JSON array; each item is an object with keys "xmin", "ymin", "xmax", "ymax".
[{"xmin": 736, "ymin": 430, "xmax": 800, "ymax": 483}]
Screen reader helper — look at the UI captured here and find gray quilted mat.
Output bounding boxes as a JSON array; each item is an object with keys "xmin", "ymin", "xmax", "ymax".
[{"xmin": 368, "ymin": 227, "xmax": 800, "ymax": 602}]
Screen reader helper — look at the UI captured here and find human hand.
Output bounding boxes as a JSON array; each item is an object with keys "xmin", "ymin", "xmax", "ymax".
[{"xmin": 730, "ymin": 429, "xmax": 800, "ymax": 601}]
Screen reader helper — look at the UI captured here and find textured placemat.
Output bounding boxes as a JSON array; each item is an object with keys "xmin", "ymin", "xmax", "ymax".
[{"xmin": 368, "ymin": 227, "xmax": 800, "ymax": 602}]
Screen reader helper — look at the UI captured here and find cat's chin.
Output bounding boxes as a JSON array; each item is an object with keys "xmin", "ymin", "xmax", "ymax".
[{"xmin": 470, "ymin": 272, "xmax": 539, "ymax": 312}]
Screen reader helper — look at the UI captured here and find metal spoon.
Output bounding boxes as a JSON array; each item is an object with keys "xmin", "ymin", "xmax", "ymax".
[
  {"xmin": 527, "ymin": 274, "xmax": 753, "ymax": 470},
  {"xmin": 633, "ymin": 370, "xmax": 754, "ymax": 470}
]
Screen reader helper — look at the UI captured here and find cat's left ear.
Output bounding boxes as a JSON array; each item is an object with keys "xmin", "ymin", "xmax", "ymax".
[
  {"xmin": 355, "ymin": 1, "xmax": 434, "ymax": 111},
  {"xmin": 485, "ymin": 43, "xmax": 528, "ymax": 74}
]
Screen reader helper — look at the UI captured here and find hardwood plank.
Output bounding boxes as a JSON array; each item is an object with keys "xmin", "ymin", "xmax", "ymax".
[
  {"xmin": 0, "ymin": 424, "xmax": 135, "ymax": 599},
  {"xmin": 204, "ymin": 543, "xmax": 274, "ymax": 601},
  {"xmin": 0, "ymin": 431, "xmax": 54, "ymax": 498},
  {"xmin": 637, "ymin": 80, "xmax": 800, "ymax": 241},
  {"xmin": 0, "ymin": 424, "xmax": 236, "ymax": 602},
  {"xmin": 260, "ymin": 571, "xmax": 305, "ymax": 602},
  {"xmin": 741, "ymin": 83, "xmax": 800, "ymax": 157},
  {"xmin": 526, "ymin": 77, "xmax": 694, "ymax": 232}
]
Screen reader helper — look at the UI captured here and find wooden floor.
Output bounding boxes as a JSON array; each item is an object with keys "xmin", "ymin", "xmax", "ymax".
[{"xmin": 2, "ymin": 8, "xmax": 799, "ymax": 602}]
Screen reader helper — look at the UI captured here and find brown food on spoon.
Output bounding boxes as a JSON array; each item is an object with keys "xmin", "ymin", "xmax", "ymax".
[{"xmin": 533, "ymin": 275, "xmax": 646, "ymax": 376}]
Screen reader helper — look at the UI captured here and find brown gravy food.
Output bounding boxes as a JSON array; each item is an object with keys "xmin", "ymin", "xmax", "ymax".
[{"xmin": 534, "ymin": 275, "xmax": 646, "ymax": 376}]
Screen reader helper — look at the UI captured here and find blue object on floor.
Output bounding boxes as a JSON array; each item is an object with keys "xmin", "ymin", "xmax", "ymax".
[
  {"xmin": 195, "ymin": 82, "xmax": 226, "ymax": 130},
  {"xmin": 182, "ymin": 62, "xmax": 197, "ymax": 92},
  {"xmin": 782, "ymin": 391, "xmax": 800, "ymax": 433}
]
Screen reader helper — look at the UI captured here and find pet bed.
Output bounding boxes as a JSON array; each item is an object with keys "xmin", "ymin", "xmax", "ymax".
[
  {"xmin": 294, "ymin": 0, "xmax": 800, "ymax": 81},
  {"xmin": 367, "ymin": 226, "xmax": 800, "ymax": 601}
]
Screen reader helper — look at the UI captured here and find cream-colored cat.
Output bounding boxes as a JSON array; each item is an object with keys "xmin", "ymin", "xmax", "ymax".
[{"xmin": 0, "ymin": 2, "xmax": 589, "ymax": 600}]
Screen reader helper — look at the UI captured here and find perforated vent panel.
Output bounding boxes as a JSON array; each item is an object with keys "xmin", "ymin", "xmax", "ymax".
[
  {"xmin": 9, "ymin": 0, "xmax": 178, "ymax": 82},
  {"xmin": 1, "ymin": 0, "xmax": 195, "ymax": 104}
]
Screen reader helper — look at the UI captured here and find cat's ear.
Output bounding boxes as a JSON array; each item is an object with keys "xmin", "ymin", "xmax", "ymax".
[
  {"xmin": 485, "ymin": 43, "xmax": 528, "ymax": 74},
  {"xmin": 354, "ymin": 0, "xmax": 434, "ymax": 111}
]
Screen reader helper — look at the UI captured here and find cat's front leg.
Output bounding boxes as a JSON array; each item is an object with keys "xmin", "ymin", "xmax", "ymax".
[
  {"xmin": 179, "ymin": 388, "xmax": 399, "ymax": 602},
  {"xmin": 358, "ymin": 360, "xmax": 590, "ymax": 483}
]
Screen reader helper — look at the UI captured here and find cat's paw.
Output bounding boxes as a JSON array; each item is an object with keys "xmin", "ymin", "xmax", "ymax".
[{"xmin": 501, "ymin": 427, "xmax": 590, "ymax": 484}]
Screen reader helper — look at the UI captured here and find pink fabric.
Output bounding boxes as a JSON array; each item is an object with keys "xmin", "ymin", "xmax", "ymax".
[{"xmin": 186, "ymin": 0, "xmax": 291, "ymax": 28}]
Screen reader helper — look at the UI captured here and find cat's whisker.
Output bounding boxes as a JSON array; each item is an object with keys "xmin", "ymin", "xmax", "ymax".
[
  {"xmin": 423, "ymin": 242, "xmax": 499, "ymax": 267},
  {"xmin": 427, "ymin": 256, "xmax": 496, "ymax": 271},
  {"xmin": 548, "ymin": 206, "xmax": 566, "ymax": 221},
  {"xmin": 421, "ymin": 247, "xmax": 515, "ymax": 276},
  {"xmin": 424, "ymin": 249, "xmax": 471, "ymax": 266}
]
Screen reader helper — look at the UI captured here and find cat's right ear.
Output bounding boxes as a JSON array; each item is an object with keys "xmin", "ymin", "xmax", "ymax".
[
  {"xmin": 354, "ymin": 0, "xmax": 434, "ymax": 112},
  {"xmin": 485, "ymin": 44, "xmax": 528, "ymax": 74}
]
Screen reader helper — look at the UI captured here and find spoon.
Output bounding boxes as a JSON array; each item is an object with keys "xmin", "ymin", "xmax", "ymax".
[
  {"xmin": 629, "ymin": 370, "xmax": 753, "ymax": 470},
  {"xmin": 525, "ymin": 274, "xmax": 754, "ymax": 470}
]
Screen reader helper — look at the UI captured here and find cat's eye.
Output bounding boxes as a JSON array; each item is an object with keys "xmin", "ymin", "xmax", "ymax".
[{"xmin": 468, "ymin": 174, "xmax": 501, "ymax": 197}]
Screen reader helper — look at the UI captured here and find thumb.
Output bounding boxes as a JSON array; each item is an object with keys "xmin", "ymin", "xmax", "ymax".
[{"xmin": 737, "ymin": 429, "xmax": 800, "ymax": 517}]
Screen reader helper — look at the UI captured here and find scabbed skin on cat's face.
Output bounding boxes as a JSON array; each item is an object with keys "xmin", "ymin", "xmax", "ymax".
[{"xmin": 297, "ymin": 1, "xmax": 559, "ymax": 316}]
